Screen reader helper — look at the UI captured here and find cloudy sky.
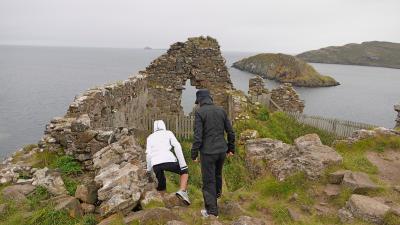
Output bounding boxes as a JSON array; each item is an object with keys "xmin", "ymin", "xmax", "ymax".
[{"xmin": 0, "ymin": 0, "xmax": 399, "ymax": 53}]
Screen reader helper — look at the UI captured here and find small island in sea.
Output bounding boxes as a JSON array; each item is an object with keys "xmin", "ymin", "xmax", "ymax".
[
  {"xmin": 297, "ymin": 41, "xmax": 400, "ymax": 69},
  {"xmin": 232, "ymin": 53, "xmax": 339, "ymax": 87},
  {"xmin": 144, "ymin": 46, "xmax": 152, "ymax": 50}
]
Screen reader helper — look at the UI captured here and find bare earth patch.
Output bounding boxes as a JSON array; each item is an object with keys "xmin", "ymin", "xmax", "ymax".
[{"xmin": 366, "ymin": 150, "xmax": 400, "ymax": 186}]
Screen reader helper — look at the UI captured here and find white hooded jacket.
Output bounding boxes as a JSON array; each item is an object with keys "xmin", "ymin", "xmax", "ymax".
[{"xmin": 146, "ymin": 120, "xmax": 188, "ymax": 172}]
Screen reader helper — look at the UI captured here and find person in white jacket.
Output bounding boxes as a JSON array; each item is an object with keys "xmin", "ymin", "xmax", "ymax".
[{"xmin": 146, "ymin": 120, "xmax": 190, "ymax": 205}]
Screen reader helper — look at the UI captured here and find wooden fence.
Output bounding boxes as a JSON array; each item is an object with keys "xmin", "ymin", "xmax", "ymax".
[
  {"xmin": 138, "ymin": 113, "xmax": 195, "ymax": 139},
  {"xmin": 285, "ymin": 111, "xmax": 377, "ymax": 137}
]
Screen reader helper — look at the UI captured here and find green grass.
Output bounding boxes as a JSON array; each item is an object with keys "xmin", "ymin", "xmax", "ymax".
[
  {"xmin": 235, "ymin": 110, "xmax": 336, "ymax": 146},
  {"xmin": 62, "ymin": 176, "xmax": 79, "ymax": 196},
  {"xmin": 27, "ymin": 186, "xmax": 52, "ymax": 208},
  {"xmin": 52, "ymin": 156, "xmax": 82, "ymax": 175},
  {"xmin": 334, "ymin": 135, "xmax": 400, "ymax": 174}
]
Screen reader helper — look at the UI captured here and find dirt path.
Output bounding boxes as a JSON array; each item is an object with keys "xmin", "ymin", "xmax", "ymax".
[{"xmin": 366, "ymin": 150, "xmax": 400, "ymax": 186}]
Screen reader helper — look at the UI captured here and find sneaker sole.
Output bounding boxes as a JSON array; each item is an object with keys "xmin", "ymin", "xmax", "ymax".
[{"xmin": 176, "ymin": 192, "xmax": 191, "ymax": 205}]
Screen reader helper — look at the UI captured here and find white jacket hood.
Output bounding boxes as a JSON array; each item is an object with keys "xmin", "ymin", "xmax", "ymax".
[{"xmin": 153, "ymin": 120, "xmax": 166, "ymax": 132}]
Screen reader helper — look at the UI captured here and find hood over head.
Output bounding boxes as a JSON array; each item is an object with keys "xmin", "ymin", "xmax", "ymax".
[
  {"xmin": 195, "ymin": 89, "xmax": 213, "ymax": 105},
  {"xmin": 153, "ymin": 120, "xmax": 166, "ymax": 132}
]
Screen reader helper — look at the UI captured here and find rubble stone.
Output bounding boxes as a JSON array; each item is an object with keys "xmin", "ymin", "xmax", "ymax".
[
  {"xmin": 245, "ymin": 134, "xmax": 342, "ymax": 180},
  {"xmin": 32, "ymin": 168, "xmax": 67, "ymax": 195},
  {"xmin": 342, "ymin": 172, "xmax": 379, "ymax": 194},
  {"xmin": 341, "ymin": 194, "xmax": 390, "ymax": 224}
]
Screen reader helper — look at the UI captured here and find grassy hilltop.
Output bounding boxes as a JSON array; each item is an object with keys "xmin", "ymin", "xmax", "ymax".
[
  {"xmin": 297, "ymin": 41, "xmax": 400, "ymax": 69},
  {"xmin": 232, "ymin": 53, "xmax": 339, "ymax": 87}
]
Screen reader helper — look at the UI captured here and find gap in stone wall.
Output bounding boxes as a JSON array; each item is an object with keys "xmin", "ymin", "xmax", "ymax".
[{"xmin": 181, "ymin": 79, "xmax": 198, "ymax": 115}]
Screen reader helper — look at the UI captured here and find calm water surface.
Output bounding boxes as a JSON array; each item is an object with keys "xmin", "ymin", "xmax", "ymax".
[{"xmin": 1, "ymin": 45, "xmax": 399, "ymax": 157}]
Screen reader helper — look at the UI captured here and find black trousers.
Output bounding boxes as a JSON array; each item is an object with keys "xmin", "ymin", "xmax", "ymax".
[
  {"xmin": 153, "ymin": 162, "xmax": 188, "ymax": 191},
  {"xmin": 200, "ymin": 152, "xmax": 226, "ymax": 216}
]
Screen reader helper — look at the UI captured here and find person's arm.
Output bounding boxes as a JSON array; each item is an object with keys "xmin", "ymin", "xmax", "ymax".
[
  {"xmin": 145, "ymin": 138, "xmax": 152, "ymax": 172},
  {"xmin": 191, "ymin": 111, "xmax": 203, "ymax": 160},
  {"xmin": 169, "ymin": 132, "xmax": 188, "ymax": 171},
  {"xmin": 224, "ymin": 111, "xmax": 235, "ymax": 154}
]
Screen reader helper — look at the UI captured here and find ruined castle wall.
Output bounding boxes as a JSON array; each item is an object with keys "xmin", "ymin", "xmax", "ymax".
[
  {"xmin": 66, "ymin": 74, "xmax": 149, "ymax": 130},
  {"xmin": 144, "ymin": 36, "xmax": 233, "ymax": 114},
  {"xmin": 395, "ymin": 104, "xmax": 400, "ymax": 129}
]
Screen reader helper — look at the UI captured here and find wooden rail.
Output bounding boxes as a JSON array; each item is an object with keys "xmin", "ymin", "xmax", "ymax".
[
  {"xmin": 138, "ymin": 113, "xmax": 195, "ymax": 139},
  {"xmin": 285, "ymin": 111, "xmax": 377, "ymax": 137}
]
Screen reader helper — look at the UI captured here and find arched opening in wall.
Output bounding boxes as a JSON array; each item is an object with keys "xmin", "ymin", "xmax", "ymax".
[{"xmin": 181, "ymin": 79, "xmax": 198, "ymax": 115}]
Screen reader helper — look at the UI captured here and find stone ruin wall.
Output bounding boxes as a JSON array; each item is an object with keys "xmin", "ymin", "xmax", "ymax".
[
  {"xmin": 395, "ymin": 103, "xmax": 400, "ymax": 129},
  {"xmin": 144, "ymin": 36, "xmax": 233, "ymax": 114},
  {"xmin": 248, "ymin": 75, "xmax": 305, "ymax": 113}
]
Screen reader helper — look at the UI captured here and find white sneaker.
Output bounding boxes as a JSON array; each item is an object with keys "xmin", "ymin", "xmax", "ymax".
[
  {"xmin": 176, "ymin": 190, "xmax": 191, "ymax": 205},
  {"xmin": 200, "ymin": 209, "xmax": 210, "ymax": 218},
  {"xmin": 200, "ymin": 209, "xmax": 219, "ymax": 218}
]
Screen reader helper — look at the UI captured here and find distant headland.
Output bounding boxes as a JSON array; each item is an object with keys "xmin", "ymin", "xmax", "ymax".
[
  {"xmin": 297, "ymin": 41, "xmax": 400, "ymax": 69},
  {"xmin": 232, "ymin": 53, "xmax": 340, "ymax": 87}
]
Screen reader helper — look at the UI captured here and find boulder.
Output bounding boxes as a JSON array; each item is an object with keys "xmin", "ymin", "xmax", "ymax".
[
  {"xmin": 80, "ymin": 203, "xmax": 95, "ymax": 214},
  {"xmin": 219, "ymin": 200, "xmax": 246, "ymax": 217},
  {"xmin": 163, "ymin": 193, "xmax": 187, "ymax": 208},
  {"xmin": 32, "ymin": 167, "xmax": 67, "ymax": 195},
  {"xmin": 93, "ymin": 135, "xmax": 148, "ymax": 217},
  {"xmin": 75, "ymin": 183, "xmax": 98, "ymax": 204},
  {"xmin": 323, "ymin": 184, "xmax": 341, "ymax": 198},
  {"xmin": 342, "ymin": 172, "xmax": 379, "ymax": 193},
  {"xmin": 294, "ymin": 133, "xmax": 322, "ymax": 151},
  {"xmin": 328, "ymin": 170, "xmax": 351, "ymax": 184},
  {"xmin": 140, "ymin": 190, "xmax": 163, "ymax": 207},
  {"xmin": 123, "ymin": 207, "xmax": 179, "ymax": 225},
  {"xmin": 341, "ymin": 194, "xmax": 390, "ymax": 224},
  {"xmin": 1, "ymin": 184, "xmax": 35, "ymax": 202},
  {"xmin": 231, "ymin": 216, "xmax": 267, "ymax": 225},
  {"xmin": 245, "ymin": 134, "xmax": 342, "ymax": 180},
  {"xmin": 54, "ymin": 195, "xmax": 83, "ymax": 218}
]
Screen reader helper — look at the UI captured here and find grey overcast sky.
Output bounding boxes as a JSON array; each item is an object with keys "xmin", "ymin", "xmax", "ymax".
[{"xmin": 0, "ymin": 0, "xmax": 399, "ymax": 53}]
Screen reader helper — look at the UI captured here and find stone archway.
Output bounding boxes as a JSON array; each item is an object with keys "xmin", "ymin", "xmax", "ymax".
[{"xmin": 142, "ymin": 36, "xmax": 233, "ymax": 115}]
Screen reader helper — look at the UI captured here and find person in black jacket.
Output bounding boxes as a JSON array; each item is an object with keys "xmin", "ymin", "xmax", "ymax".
[{"xmin": 191, "ymin": 89, "xmax": 235, "ymax": 218}]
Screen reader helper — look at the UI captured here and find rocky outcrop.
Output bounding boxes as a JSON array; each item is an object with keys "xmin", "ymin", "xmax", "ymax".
[
  {"xmin": 339, "ymin": 194, "xmax": 390, "ymax": 224},
  {"xmin": 297, "ymin": 41, "xmax": 400, "ymax": 69},
  {"xmin": 93, "ymin": 134, "xmax": 150, "ymax": 217},
  {"xmin": 270, "ymin": 83, "xmax": 304, "ymax": 113},
  {"xmin": 32, "ymin": 167, "xmax": 67, "ymax": 196},
  {"xmin": 245, "ymin": 134, "xmax": 342, "ymax": 180},
  {"xmin": 395, "ymin": 103, "xmax": 400, "ymax": 129},
  {"xmin": 233, "ymin": 53, "xmax": 339, "ymax": 87}
]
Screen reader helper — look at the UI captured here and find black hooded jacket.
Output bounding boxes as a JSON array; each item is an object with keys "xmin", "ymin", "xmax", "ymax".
[{"xmin": 191, "ymin": 91, "xmax": 235, "ymax": 160}]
